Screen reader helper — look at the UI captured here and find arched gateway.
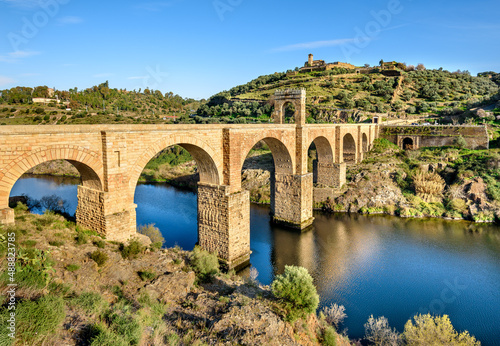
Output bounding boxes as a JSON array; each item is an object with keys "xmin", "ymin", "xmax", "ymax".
[{"xmin": 0, "ymin": 92, "xmax": 378, "ymax": 270}]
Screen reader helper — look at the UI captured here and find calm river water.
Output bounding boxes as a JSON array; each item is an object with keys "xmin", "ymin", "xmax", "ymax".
[{"xmin": 11, "ymin": 176, "xmax": 500, "ymax": 344}]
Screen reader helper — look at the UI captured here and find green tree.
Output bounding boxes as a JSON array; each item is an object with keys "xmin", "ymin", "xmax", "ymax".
[
  {"xmin": 271, "ymin": 265, "xmax": 319, "ymax": 322},
  {"xmin": 403, "ymin": 314, "xmax": 479, "ymax": 345}
]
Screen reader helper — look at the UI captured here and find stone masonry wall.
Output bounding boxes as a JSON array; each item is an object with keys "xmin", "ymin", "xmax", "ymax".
[
  {"xmin": 272, "ymin": 173, "xmax": 313, "ymax": 228},
  {"xmin": 76, "ymin": 186, "xmax": 106, "ymax": 235}
]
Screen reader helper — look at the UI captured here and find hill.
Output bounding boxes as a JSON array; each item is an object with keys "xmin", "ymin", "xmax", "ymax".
[
  {"xmin": 0, "ymin": 81, "xmax": 201, "ymax": 125},
  {"xmin": 198, "ymin": 61, "xmax": 499, "ymax": 124}
]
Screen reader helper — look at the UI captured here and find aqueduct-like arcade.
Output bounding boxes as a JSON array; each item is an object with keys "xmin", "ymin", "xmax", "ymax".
[{"xmin": 0, "ymin": 90, "xmax": 378, "ymax": 269}]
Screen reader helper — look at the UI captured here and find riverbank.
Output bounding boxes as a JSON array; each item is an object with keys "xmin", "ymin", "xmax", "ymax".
[
  {"xmin": 0, "ymin": 205, "xmax": 484, "ymax": 345},
  {"xmin": 0, "ymin": 205, "xmax": 350, "ymax": 345}
]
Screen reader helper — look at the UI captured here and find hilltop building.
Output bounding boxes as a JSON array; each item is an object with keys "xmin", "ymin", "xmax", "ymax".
[{"xmin": 300, "ymin": 54, "xmax": 356, "ymax": 73}]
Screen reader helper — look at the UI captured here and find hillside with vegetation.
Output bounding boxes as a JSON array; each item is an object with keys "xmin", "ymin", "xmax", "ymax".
[
  {"xmin": 198, "ymin": 63, "xmax": 499, "ymax": 125},
  {"xmin": 0, "ymin": 82, "xmax": 200, "ymax": 125}
]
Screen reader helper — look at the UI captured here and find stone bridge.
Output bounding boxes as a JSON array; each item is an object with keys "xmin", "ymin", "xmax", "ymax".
[{"xmin": 0, "ymin": 89, "xmax": 378, "ymax": 269}]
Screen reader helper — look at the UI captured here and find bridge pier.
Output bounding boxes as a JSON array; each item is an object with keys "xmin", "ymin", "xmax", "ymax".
[
  {"xmin": 271, "ymin": 173, "xmax": 314, "ymax": 229},
  {"xmin": 197, "ymin": 183, "xmax": 251, "ymax": 270},
  {"xmin": 75, "ymin": 186, "xmax": 136, "ymax": 242},
  {"xmin": 314, "ymin": 162, "xmax": 347, "ymax": 189}
]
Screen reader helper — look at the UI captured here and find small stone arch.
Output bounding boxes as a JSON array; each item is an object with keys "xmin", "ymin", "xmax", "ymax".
[
  {"xmin": 273, "ymin": 89, "xmax": 306, "ymax": 125},
  {"xmin": 362, "ymin": 133, "xmax": 369, "ymax": 152},
  {"xmin": 403, "ymin": 137, "xmax": 414, "ymax": 150},
  {"xmin": 0, "ymin": 146, "xmax": 103, "ymax": 209},
  {"xmin": 129, "ymin": 135, "xmax": 222, "ymax": 195},
  {"xmin": 343, "ymin": 133, "xmax": 357, "ymax": 163},
  {"xmin": 309, "ymin": 136, "xmax": 334, "ymax": 184}
]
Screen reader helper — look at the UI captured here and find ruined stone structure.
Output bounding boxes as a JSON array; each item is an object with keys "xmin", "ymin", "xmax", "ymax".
[
  {"xmin": 381, "ymin": 125, "xmax": 489, "ymax": 150},
  {"xmin": 300, "ymin": 54, "xmax": 356, "ymax": 73},
  {"xmin": 0, "ymin": 90, "xmax": 378, "ymax": 269}
]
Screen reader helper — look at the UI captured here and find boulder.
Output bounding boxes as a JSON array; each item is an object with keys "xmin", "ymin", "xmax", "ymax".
[{"xmin": 140, "ymin": 271, "xmax": 195, "ymax": 302}]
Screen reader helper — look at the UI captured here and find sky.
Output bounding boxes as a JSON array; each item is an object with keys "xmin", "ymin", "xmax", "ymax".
[{"xmin": 0, "ymin": 0, "xmax": 499, "ymax": 99}]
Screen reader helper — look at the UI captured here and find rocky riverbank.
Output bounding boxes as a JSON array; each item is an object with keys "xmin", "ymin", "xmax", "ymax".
[{"xmin": 0, "ymin": 206, "xmax": 353, "ymax": 345}]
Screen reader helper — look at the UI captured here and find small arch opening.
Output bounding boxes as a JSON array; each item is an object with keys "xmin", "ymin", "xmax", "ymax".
[
  {"xmin": 403, "ymin": 137, "xmax": 414, "ymax": 150},
  {"xmin": 343, "ymin": 133, "xmax": 356, "ymax": 163}
]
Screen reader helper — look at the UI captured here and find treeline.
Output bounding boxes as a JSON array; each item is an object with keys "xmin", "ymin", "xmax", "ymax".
[{"xmin": 0, "ymin": 81, "xmax": 195, "ymax": 112}]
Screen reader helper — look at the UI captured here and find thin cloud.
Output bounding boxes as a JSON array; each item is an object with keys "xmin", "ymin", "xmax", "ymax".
[
  {"xmin": 272, "ymin": 38, "xmax": 359, "ymax": 52},
  {"xmin": 0, "ymin": 50, "xmax": 40, "ymax": 63},
  {"xmin": 0, "ymin": 75, "xmax": 16, "ymax": 86},
  {"xmin": 58, "ymin": 16, "xmax": 83, "ymax": 25}
]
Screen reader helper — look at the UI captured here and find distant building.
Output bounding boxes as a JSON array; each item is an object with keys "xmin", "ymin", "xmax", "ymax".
[{"xmin": 300, "ymin": 54, "xmax": 356, "ymax": 73}]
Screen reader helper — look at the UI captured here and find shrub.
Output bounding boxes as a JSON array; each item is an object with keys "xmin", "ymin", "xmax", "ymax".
[
  {"xmin": 66, "ymin": 264, "xmax": 80, "ymax": 272},
  {"xmin": 271, "ymin": 265, "xmax": 319, "ymax": 322},
  {"xmin": 138, "ymin": 224, "xmax": 165, "ymax": 246},
  {"xmin": 321, "ymin": 326, "xmax": 337, "ymax": 346},
  {"xmin": 71, "ymin": 292, "xmax": 108, "ymax": 315},
  {"xmin": 93, "ymin": 240, "xmax": 106, "ymax": 248},
  {"xmin": 49, "ymin": 240, "xmax": 64, "ymax": 247},
  {"xmin": 321, "ymin": 303, "xmax": 347, "ymax": 328},
  {"xmin": 87, "ymin": 323, "xmax": 128, "ymax": 346},
  {"xmin": 119, "ymin": 240, "xmax": 144, "ymax": 259},
  {"xmin": 190, "ymin": 245, "xmax": 219, "ymax": 282},
  {"xmin": 0, "ymin": 295, "xmax": 65, "ymax": 345},
  {"xmin": 138, "ymin": 269, "xmax": 157, "ymax": 281},
  {"xmin": 107, "ymin": 312, "xmax": 142, "ymax": 345},
  {"xmin": 364, "ymin": 315, "xmax": 401, "ymax": 346},
  {"xmin": 403, "ymin": 314, "xmax": 479, "ymax": 345},
  {"xmin": 90, "ymin": 250, "xmax": 108, "ymax": 267},
  {"xmin": 75, "ymin": 231, "xmax": 88, "ymax": 245},
  {"xmin": 413, "ymin": 170, "xmax": 445, "ymax": 202},
  {"xmin": 454, "ymin": 135, "xmax": 468, "ymax": 149}
]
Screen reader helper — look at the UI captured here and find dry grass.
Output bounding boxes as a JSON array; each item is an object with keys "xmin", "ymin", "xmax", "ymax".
[{"xmin": 413, "ymin": 171, "xmax": 445, "ymax": 202}]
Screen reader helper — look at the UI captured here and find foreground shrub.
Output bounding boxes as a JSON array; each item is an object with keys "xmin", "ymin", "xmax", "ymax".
[
  {"xmin": 71, "ymin": 292, "xmax": 109, "ymax": 315},
  {"xmin": 0, "ymin": 295, "xmax": 65, "ymax": 345},
  {"xmin": 119, "ymin": 240, "xmax": 144, "ymax": 259},
  {"xmin": 271, "ymin": 265, "xmax": 319, "ymax": 322},
  {"xmin": 403, "ymin": 314, "xmax": 480, "ymax": 345},
  {"xmin": 90, "ymin": 250, "xmax": 108, "ymax": 267},
  {"xmin": 364, "ymin": 315, "xmax": 401, "ymax": 345},
  {"xmin": 138, "ymin": 224, "xmax": 165, "ymax": 248},
  {"xmin": 190, "ymin": 245, "xmax": 219, "ymax": 282},
  {"xmin": 321, "ymin": 303, "xmax": 347, "ymax": 328},
  {"xmin": 138, "ymin": 269, "xmax": 157, "ymax": 281}
]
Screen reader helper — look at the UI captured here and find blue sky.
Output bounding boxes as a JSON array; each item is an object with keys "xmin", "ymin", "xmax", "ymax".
[{"xmin": 0, "ymin": 0, "xmax": 499, "ymax": 99}]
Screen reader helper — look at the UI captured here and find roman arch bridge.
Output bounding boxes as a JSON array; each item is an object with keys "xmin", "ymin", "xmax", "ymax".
[{"xmin": 0, "ymin": 89, "xmax": 378, "ymax": 269}]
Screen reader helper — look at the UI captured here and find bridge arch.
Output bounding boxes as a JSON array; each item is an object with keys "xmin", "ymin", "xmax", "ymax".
[
  {"xmin": 310, "ymin": 136, "xmax": 334, "ymax": 163},
  {"xmin": 129, "ymin": 135, "xmax": 222, "ymax": 195},
  {"xmin": 0, "ymin": 145, "xmax": 103, "ymax": 209},
  {"xmin": 362, "ymin": 132, "xmax": 369, "ymax": 152},
  {"xmin": 240, "ymin": 137, "xmax": 294, "ymax": 175},
  {"xmin": 343, "ymin": 133, "xmax": 357, "ymax": 163}
]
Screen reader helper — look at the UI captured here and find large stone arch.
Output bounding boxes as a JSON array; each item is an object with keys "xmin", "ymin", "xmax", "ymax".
[
  {"xmin": 310, "ymin": 136, "xmax": 334, "ymax": 163},
  {"xmin": 0, "ymin": 145, "xmax": 104, "ymax": 209},
  {"xmin": 240, "ymin": 137, "xmax": 294, "ymax": 175},
  {"xmin": 343, "ymin": 133, "xmax": 357, "ymax": 163},
  {"xmin": 129, "ymin": 135, "xmax": 222, "ymax": 195},
  {"xmin": 273, "ymin": 89, "xmax": 306, "ymax": 125}
]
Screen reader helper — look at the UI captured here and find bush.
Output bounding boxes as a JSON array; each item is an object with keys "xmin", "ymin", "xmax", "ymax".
[
  {"xmin": 72, "ymin": 292, "xmax": 108, "ymax": 316},
  {"xmin": 90, "ymin": 250, "xmax": 108, "ymax": 267},
  {"xmin": 364, "ymin": 315, "xmax": 401, "ymax": 346},
  {"xmin": 75, "ymin": 231, "xmax": 88, "ymax": 245},
  {"xmin": 138, "ymin": 224, "xmax": 165, "ymax": 246},
  {"xmin": 66, "ymin": 264, "xmax": 80, "ymax": 272},
  {"xmin": 271, "ymin": 265, "xmax": 319, "ymax": 322},
  {"xmin": 454, "ymin": 135, "xmax": 467, "ymax": 149},
  {"xmin": 190, "ymin": 245, "xmax": 219, "ymax": 282},
  {"xmin": 321, "ymin": 326, "xmax": 337, "ymax": 346},
  {"xmin": 93, "ymin": 240, "xmax": 106, "ymax": 248},
  {"xmin": 138, "ymin": 269, "xmax": 157, "ymax": 281},
  {"xmin": 321, "ymin": 303, "xmax": 347, "ymax": 328},
  {"xmin": 403, "ymin": 314, "xmax": 479, "ymax": 345},
  {"xmin": 107, "ymin": 312, "xmax": 142, "ymax": 345},
  {"xmin": 413, "ymin": 171, "xmax": 445, "ymax": 202},
  {"xmin": 119, "ymin": 240, "xmax": 144, "ymax": 259},
  {"xmin": 87, "ymin": 323, "xmax": 128, "ymax": 346},
  {"xmin": 0, "ymin": 295, "xmax": 65, "ymax": 345}
]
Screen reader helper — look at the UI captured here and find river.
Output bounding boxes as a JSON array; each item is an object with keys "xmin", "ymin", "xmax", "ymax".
[{"xmin": 11, "ymin": 175, "xmax": 500, "ymax": 344}]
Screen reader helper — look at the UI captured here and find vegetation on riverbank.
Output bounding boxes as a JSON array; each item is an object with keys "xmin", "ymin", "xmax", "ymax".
[{"xmin": 0, "ymin": 204, "xmax": 481, "ymax": 345}]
